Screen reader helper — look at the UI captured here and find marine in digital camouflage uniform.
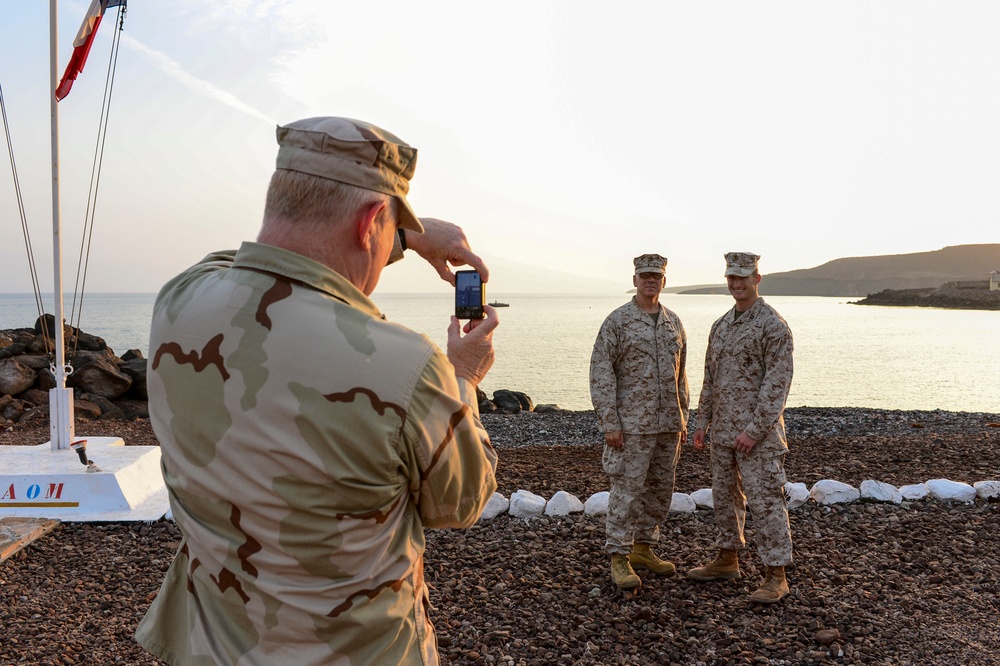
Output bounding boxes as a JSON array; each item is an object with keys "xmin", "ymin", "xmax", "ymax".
[
  {"xmin": 689, "ymin": 252, "xmax": 794, "ymax": 604},
  {"xmin": 589, "ymin": 254, "xmax": 689, "ymax": 590},
  {"xmin": 135, "ymin": 117, "xmax": 499, "ymax": 665}
]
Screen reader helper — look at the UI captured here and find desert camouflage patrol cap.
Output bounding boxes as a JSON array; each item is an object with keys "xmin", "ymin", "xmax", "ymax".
[
  {"xmin": 724, "ymin": 252, "xmax": 760, "ymax": 277},
  {"xmin": 274, "ymin": 117, "xmax": 423, "ymax": 232},
  {"xmin": 633, "ymin": 253, "xmax": 668, "ymax": 275}
]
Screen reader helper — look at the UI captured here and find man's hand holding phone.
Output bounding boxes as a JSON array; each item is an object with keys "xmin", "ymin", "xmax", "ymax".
[{"xmin": 447, "ymin": 304, "xmax": 499, "ymax": 386}]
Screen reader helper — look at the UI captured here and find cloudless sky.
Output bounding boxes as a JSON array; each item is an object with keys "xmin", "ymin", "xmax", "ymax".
[{"xmin": 1, "ymin": 1, "xmax": 998, "ymax": 297}]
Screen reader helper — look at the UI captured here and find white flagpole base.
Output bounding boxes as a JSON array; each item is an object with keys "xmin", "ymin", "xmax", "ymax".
[
  {"xmin": 0, "ymin": 438, "xmax": 169, "ymax": 522},
  {"xmin": 48, "ymin": 387, "xmax": 75, "ymax": 451}
]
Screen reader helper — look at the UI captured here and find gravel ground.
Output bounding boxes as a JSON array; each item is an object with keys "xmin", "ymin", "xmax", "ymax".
[{"xmin": 2, "ymin": 406, "xmax": 1000, "ymax": 665}]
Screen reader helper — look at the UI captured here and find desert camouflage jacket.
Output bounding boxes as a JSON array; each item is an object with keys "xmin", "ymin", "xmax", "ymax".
[
  {"xmin": 589, "ymin": 297, "xmax": 690, "ymax": 435},
  {"xmin": 695, "ymin": 297, "xmax": 794, "ymax": 454},
  {"xmin": 135, "ymin": 242, "xmax": 497, "ymax": 666}
]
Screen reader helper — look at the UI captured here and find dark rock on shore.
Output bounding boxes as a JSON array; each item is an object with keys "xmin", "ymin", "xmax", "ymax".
[
  {"xmin": 851, "ymin": 280, "xmax": 1000, "ymax": 310},
  {"xmin": 0, "ymin": 317, "xmax": 148, "ymax": 426}
]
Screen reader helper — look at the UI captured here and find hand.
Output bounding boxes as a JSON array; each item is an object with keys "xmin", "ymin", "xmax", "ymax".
[
  {"xmin": 693, "ymin": 428, "xmax": 706, "ymax": 450},
  {"xmin": 447, "ymin": 305, "xmax": 499, "ymax": 385},
  {"xmin": 605, "ymin": 430, "xmax": 624, "ymax": 449},
  {"xmin": 734, "ymin": 432, "xmax": 757, "ymax": 454},
  {"xmin": 406, "ymin": 217, "xmax": 490, "ymax": 286}
]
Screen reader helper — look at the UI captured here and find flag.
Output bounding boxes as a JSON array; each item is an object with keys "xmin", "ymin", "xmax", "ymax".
[{"xmin": 54, "ymin": 0, "xmax": 126, "ymax": 101}]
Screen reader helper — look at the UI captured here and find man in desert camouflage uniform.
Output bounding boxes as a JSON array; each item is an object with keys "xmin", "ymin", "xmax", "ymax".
[
  {"xmin": 135, "ymin": 117, "xmax": 500, "ymax": 665},
  {"xmin": 590, "ymin": 254, "xmax": 689, "ymax": 591},
  {"xmin": 689, "ymin": 252, "xmax": 794, "ymax": 604}
]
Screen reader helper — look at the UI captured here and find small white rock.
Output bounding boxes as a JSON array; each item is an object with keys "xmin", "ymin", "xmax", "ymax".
[
  {"xmin": 669, "ymin": 492, "xmax": 696, "ymax": 513},
  {"xmin": 584, "ymin": 491, "xmax": 610, "ymax": 515},
  {"xmin": 926, "ymin": 478, "xmax": 976, "ymax": 503},
  {"xmin": 545, "ymin": 490, "xmax": 584, "ymax": 516},
  {"xmin": 899, "ymin": 483, "xmax": 929, "ymax": 500},
  {"xmin": 860, "ymin": 480, "xmax": 903, "ymax": 504},
  {"xmin": 690, "ymin": 488, "xmax": 714, "ymax": 509},
  {"xmin": 784, "ymin": 482, "xmax": 810, "ymax": 509},
  {"xmin": 479, "ymin": 492, "xmax": 510, "ymax": 521},
  {"xmin": 974, "ymin": 480, "xmax": 1000, "ymax": 500},
  {"xmin": 509, "ymin": 489, "xmax": 546, "ymax": 518},
  {"xmin": 809, "ymin": 479, "xmax": 860, "ymax": 505}
]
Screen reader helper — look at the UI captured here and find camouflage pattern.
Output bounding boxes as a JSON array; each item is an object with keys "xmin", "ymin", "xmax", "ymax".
[
  {"xmin": 590, "ymin": 298, "xmax": 689, "ymax": 435},
  {"xmin": 134, "ymin": 241, "xmax": 497, "ymax": 666},
  {"xmin": 275, "ymin": 116, "xmax": 423, "ymax": 232},
  {"xmin": 696, "ymin": 297, "xmax": 793, "ymax": 566},
  {"xmin": 633, "ymin": 253, "xmax": 668, "ymax": 274},
  {"xmin": 710, "ymin": 443, "xmax": 792, "ymax": 565},
  {"xmin": 724, "ymin": 252, "xmax": 760, "ymax": 277},
  {"xmin": 590, "ymin": 297, "xmax": 689, "ymax": 554},
  {"xmin": 603, "ymin": 432, "xmax": 683, "ymax": 553}
]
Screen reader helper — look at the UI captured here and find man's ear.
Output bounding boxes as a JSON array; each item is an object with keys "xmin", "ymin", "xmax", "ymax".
[{"xmin": 356, "ymin": 200, "xmax": 387, "ymax": 251}]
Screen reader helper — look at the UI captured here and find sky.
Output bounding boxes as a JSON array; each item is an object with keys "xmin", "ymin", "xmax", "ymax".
[{"xmin": 1, "ymin": 1, "xmax": 998, "ymax": 296}]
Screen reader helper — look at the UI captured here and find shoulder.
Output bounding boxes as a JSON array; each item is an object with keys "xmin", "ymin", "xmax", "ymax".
[
  {"xmin": 661, "ymin": 306, "xmax": 686, "ymax": 329},
  {"xmin": 756, "ymin": 299, "xmax": 792, "ymax": 331},
  {"xmin": 601, "ymin": 301, "xmax": 636, "ymax": 326}
]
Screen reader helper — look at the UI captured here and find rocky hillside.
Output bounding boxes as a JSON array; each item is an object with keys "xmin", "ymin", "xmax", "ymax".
[{"xmin": 679, "ymin": 244, "xmax": 1000, "ymax": 296}]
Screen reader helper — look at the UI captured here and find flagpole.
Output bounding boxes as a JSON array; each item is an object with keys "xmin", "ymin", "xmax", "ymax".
[{"xmin": 49, "ymin": 0, "xmax": 75, "ymax": 451}]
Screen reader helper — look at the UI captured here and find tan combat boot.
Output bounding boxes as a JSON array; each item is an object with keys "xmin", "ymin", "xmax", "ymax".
[
  {"xmin": 749, "ymin": 565, "xmax": 789, "ymax": 603},
  {"xmin": 687, "ymin": 548, "xmax": 741, "ymax": 581},
  {"xmin": 611, "ymin": 553, "xmax": 641, "ymax": 589},
  {"xmin": 628, "ymin": 543, "xmax": 676, "ymax": 575}
]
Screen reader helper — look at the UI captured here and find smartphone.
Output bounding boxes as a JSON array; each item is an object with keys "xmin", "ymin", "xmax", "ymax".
[{"xmin": 455, "ymin": 270, "xmax": 486, "ymax": 320}]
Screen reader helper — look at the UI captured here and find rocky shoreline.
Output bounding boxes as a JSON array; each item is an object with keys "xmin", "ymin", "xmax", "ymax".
[
  {"xmin": 2, "ymin": 406, "xmax": 1000, "ymax": 665},
  {"xmin": 849, "ymin": 280, "xmax": 1000, "ymax": 310}
]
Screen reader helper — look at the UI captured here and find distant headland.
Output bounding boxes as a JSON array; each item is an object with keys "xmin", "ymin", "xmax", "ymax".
[
  {"xmin": 849, "ymin": 280, "xmax": 1000, "ymax": 310},
  {"xmin": 670, "ymin": 244, "xmax": 1000, "ymax": 304}
]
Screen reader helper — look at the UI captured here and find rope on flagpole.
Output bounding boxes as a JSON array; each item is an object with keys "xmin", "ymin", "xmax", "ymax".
[
  {"xmin": 1, "ymin": 83, "xmax": 53, "ymax": 345},
  {"xmin": 68, "ymin": 0, "xmax": 128, "ymax": 362}
]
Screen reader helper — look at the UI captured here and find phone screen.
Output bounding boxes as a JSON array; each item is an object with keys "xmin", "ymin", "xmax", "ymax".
[{"xmin": 455, "ymin": 270, "xmax": 485, "ymax": 319}]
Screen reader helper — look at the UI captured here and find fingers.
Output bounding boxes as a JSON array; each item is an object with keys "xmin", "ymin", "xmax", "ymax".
[
  {"xmin": 412, "ymin": 217, "xmax": 490, "ymax": 285},
  {"xmin": 448, "ymin": 315, "xmax": 462, "ymax": 339}
]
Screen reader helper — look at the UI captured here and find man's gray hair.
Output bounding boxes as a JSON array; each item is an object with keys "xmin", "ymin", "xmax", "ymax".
[{"xmin": 264, "ymin": 169, "xmax": 396, "ymax": 228}]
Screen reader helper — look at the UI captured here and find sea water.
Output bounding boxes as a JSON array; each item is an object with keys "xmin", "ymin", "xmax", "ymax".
[{"xmin": 2, "ymin": 292, "xmax": 998, "ymax": 414}]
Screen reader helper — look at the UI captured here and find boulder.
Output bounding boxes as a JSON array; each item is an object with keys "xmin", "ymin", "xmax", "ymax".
[
  {"xmin": 669, "ymin": 492, "xmax": 696, "ymax": 513},
  {"xmin": 492, "ymin": 390, "xmax": 523, "ymax": 414},
  {"xmin": 478, "ymin": 493, "xmax": 510, "ymax": 521},
  {"xmin": 74, "ymin": 399, "xmax": 102, "ymax": 420},
  {"xmin": 113, "ymin": 398, "xmax": 149, "ymax": 421},
  {"xmin": 584, "ymin": 491, "xmax": 609, "ymax": 516},
  {"xmin": 0, "ymin": 394, "xmax": 26, "ymax": 421},
  {"xmin": 860, "ymin": 480, "xmax": 903, "ymax": 504},
  {"xmin": 899, "ymin": 483, "xmax": 929, "ymax": 500},
  {"xmin": 120, "ymin": 349, "xmax": 145, "ymax": 362},
  {"xmin": 925, "ymin": 478, "xmax": 976, "ymax": 503},
  {"xmin": 809, "ymin": 479, "xmax": 860, "ymax": 505},
  {"xmin": 509, "ymin": 489, "xmax": 546, "ymax": 518},
  {"xmin": 974, "ymin": 480, "xmax": 1000, "ymax": 501},
  {"xmin": 81, "ymin": 393, "xmax": 126, "ymax": 420},
  {"xmin": 545, "ymin": 490, "xmax": 584, "ymax": 516},
  {"xmin": 784, "ymin": 482, "xmax": 810, "ymax": 509},
  {"xmin": 118, "ymin": 357, "xmax": 148, "ymax": 399},
  {"xmin": 0, "ymin": 358, "xmax": 37, "ymax": 396},
  {"xmin": 690, "ymin": 488, "xmax": 714, "ymax": 509},
  {"xmin": 71, "ymin": 357, "xmax": 132, "ymax": 400}
]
